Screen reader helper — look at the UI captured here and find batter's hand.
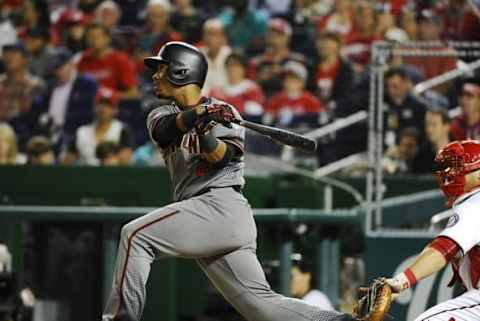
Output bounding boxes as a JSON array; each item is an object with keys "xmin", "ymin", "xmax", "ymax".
[{"xmin": 201, "ymin": 103, "xmax": 240, "ymax": 128}]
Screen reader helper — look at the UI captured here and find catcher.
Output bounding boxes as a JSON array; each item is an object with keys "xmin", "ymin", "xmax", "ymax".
[{"xmin": 356, "ymin": 140, "xmax": 480, "ymax": 321}]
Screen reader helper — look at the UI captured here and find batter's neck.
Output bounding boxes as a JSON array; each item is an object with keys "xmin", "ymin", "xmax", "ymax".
[{"xmin": 176, "ymin": 86, "xmax": 203, "ymax": 109}]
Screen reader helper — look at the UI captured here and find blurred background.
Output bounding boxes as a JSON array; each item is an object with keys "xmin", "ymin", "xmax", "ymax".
[{"xmin": 0, "ymin": 0, "xmax": 480, "ymax": 320}]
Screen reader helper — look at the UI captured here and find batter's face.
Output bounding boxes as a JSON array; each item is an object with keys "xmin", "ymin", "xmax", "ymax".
[{"xmin": 152, "ymin": 64, "xmax": 176, "ymax": 99}]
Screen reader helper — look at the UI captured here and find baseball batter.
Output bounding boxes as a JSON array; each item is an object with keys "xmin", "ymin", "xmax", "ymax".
[
  {"xmin": 380, "ymin": 140, "xmax": 480, "ymax": 321},
  {"xmin": 101, "ymin": 41, "xmax": 358, "ymax": 321}
]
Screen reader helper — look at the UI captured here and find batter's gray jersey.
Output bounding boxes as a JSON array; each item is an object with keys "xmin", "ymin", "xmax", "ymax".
[{"xmin": 146, "ymin": 97, "xmax": 245, "ymax": 201}]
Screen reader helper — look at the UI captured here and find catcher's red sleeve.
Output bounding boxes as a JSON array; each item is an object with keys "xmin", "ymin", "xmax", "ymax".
[{"xmin": 429, "ymin": 236, "xmax": 461, "ymax": 262}]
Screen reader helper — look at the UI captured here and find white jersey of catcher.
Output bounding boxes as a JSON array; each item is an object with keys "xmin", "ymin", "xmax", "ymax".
[
  {"xmin": 413, "ymin": 189, "xmax": 480, "ymax": 321},
  {"xmin": 146, "ymin": 97, "xmax": 245, "ymax": 201},
  {"xmin": 439, "ymin": 188, "xmax": 480, "ymax": 290}
]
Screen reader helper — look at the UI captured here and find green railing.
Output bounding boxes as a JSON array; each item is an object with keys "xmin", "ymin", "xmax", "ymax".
[{"xmin": 0, "ymin": 205, "xmax": 360, "ymax": 321}]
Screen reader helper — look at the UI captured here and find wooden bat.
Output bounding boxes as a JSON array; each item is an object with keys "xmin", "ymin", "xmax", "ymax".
[{"xmin": 235, "ymin": 120, "xmax": 317, "ymax": 152}]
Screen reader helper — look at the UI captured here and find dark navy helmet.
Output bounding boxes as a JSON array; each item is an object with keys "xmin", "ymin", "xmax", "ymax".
[{"xmin": 144, "ymin": 41, "xmax": 208, "ymax": 88}]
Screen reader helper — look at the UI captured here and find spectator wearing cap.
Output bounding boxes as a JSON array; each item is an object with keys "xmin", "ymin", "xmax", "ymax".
[
  {"xmin": 170, "ymin": 0, "xmax": 207, "ymax": 45},
  {"xmin": 199, "ymin": 19, "xmax": 232, "ymax": 94},
  {"xmin": 95, "ymin": 1, "xmax": 121, "ymax": 31},
  {"xmin": 25, "ymin": 136, "xmax": 55, "ymax": 165},
  {"xmin": 412, "ymin": 107, "xmax": 451, "ymax": 174},
  {"xmin": 94, "ymin": 0, "xmax": 135, "ymax": 54},
  {"xmin": 36, "ymin": 48, "xmax": 97, "ymax": 150},
  {"xmin": 63, "ymin": 87, "xmax": 134, "ymax": 165},
  {"xmin": 0, "ymin": 1, "xmax": 18, "ymax": 56},
  {"xmin": 55, "ymin": 9, "xmax": 89, "ymax": 53},
  {"xmin": 78, "ymin": 23, "xmax": 139, "ymax": 100},
  {"xmin": 266, "ymin": 61, "xmax": 325, "ymax": 128},
  {"xmin": 384, "ymin": 67, "xmax": 427, "ymax": 146},
  {"xmin": 405, "ymin": 9, "xmax": 457, "ymax": 91},
  {"xmin": 218, "ymin": 0, "xmax": 267, "ymax": 55},
  {"xmin": 209, "ymin": 52, "xmax": 264, "ymax": 120},
  {"xmin": 249, "ymin": 17, "xmax": 306, "ymax": 98},
  {"xmin": 313, "ymin": 31, "xmax": 355, "ymax": 109},
  {"xmin": 24, "ymin": 27, "xmax": 57, "ymax": 79},
  {"xmin": 450, "ymin": 83, "xmax": 480, "ymax": 141}
]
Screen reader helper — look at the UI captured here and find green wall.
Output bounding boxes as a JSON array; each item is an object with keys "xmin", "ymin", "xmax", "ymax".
[{"xmin": 0, "ymin": 166, "xmax": 438, "ymax": 320}]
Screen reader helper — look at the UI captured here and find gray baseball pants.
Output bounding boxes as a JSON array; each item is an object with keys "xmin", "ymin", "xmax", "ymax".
[{"xmin": 102, "ymin": 187, "xmax": 353, "ymax": 321}]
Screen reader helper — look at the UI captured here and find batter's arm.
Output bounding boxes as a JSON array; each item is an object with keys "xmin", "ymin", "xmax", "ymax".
[
  {"xmin": 198, "ymin": 132, "xmax": 236, "ymax": 167},
  {"xmin": 387, "ymin": 236, "xmax": 459, "ymax": 292},
  {"xmin": 148, "ymin": 106, "xmax": 207, "ymax": 148}
]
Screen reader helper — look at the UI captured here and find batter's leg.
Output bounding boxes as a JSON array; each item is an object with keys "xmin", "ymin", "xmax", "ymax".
[
  {"xmin": 103, "ymin": 189, "xmax": 257, "ymax": 321},
  {"xmin": 197, "ymin": 247, "xmax": 358, "ymax": 321}
]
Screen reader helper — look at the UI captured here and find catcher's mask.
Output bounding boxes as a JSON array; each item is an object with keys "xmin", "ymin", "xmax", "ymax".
[{"xmin": 434, "ymin": 140, "xmax": 480, "ymax": 206}]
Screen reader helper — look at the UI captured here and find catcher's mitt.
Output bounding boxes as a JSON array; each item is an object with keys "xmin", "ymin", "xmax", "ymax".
[{"xmin": 353, "ymin": 278, "xmax": 392, "ymax": 321}]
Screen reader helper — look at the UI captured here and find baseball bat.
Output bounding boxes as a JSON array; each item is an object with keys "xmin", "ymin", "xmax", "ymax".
[{"xmin": 235, "ymin": 120, "xmax": 317, "ymax": 152}]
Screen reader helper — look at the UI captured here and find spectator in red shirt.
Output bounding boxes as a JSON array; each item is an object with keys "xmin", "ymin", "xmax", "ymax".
[
  {"xmin": 78, "ymin": 23, "xmax": 139, "ymax": 100},
  {"xmin": 406, "ymin": 10, "xmax": 457, "ymax": 84},
  {"xmin": 317, "ymin": 0, "xmax": 355, "ymax": 40},
  {"xmin": 209, "ymin": 52, "xmax": 264, "ymax": 120},
  {"xmin": 450, "ymin": 83, "xmax": 480, "ymax": 141},
  {"xmin": 266, "ymin": 61, "xmax": 325, "ymax": 128},
  {"xmin": 313, "ymin": 31, "xmax": 355, "ymax": 110},
  {"xmin": 249, "ymin": 18, "xmax": 306, "ymax": 98},
  {"xmin": 343, "ymin": 1, "xmax": 380, "ymax": 70},
  {"xmin": 435, "ymin": 0, "xmax": 480, "ymax": 41}
]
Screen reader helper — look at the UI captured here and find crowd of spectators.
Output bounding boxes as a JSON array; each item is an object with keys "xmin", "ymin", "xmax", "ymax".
[{"xmin": 0, "ymin": 0, "xmax": 479, "ymax": 173}]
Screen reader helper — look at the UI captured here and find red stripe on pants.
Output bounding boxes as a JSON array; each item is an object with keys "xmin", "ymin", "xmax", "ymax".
[{"xmin": 114, "ymin": 210, "xmax": 179, "ymax": 319}]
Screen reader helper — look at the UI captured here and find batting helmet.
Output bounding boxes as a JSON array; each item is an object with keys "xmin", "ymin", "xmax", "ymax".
[
  {"xmin": 435, "ymin": 140, "xmax": 480, "ymax": 205},
  {"xmin": 144, "ymin": 41, "xmax": 208, "ymax": 88}
]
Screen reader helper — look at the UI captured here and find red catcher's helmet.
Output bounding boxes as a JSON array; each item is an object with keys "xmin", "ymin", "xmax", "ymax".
[{"xmin": 435, "ymin": 140, "xmax": 480, "ymax": 206}]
